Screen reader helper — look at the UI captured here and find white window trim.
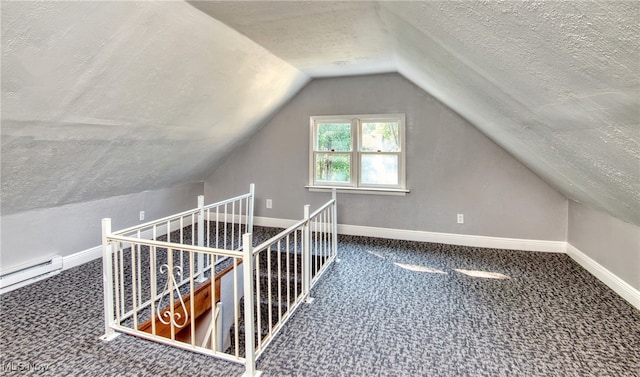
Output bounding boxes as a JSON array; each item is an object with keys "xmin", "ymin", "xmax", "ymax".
[{"xmin": 308, "ymin": 113, "xmax": 409, "ymax": 195}]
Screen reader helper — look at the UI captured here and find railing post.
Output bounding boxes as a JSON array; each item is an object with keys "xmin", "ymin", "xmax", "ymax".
[
  {"xmin": 248, "ymin": 184, "xmax": 255, "ymax": 235},
  {"xmin": 302, "ymin": 204, "xmax": 314, "ymax": 304},
  {"xmin": 331, "ymin": 187, "xmax": 339, "ymax": 262},
  {"xmin": 197, "ymin": 195, "xmax": 205, "ymax": 282},
  {"xmin": 100, "ymin": 218, "xmax": 119, "ymax": 341},
  {"xmin": 331, "ymin": 189, "xmax": 338, "ymax": 260},
  {"xmin": 241, "ymin": 233, "xmax": 261, "ymax": 377}
]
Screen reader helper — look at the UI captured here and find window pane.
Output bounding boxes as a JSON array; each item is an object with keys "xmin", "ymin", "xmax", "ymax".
[
  {"xmin": 316, "ymin": 123, "xmax": 351, "ymax": 151},
  {"xmin": 361, "ymin": 122, "xmax": 400, "ymax": 152},
  {"xmin": 361, "ymin": 154, "xmax": 398, "ymax": 185},
  {"xmin": 315, "ymin": 153, "xmax": 350, "ymax": 183}
]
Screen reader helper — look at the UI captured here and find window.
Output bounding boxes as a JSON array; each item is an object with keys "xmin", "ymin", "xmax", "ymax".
[{"xmin": 309, "ymin": 114, "xmax": 407, "ymax": 193}]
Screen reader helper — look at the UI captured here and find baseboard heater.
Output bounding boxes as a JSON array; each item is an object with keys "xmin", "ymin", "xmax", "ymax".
[{"xmin": 0, "ymin": 255, "xmax": 63, "ymax": 294}]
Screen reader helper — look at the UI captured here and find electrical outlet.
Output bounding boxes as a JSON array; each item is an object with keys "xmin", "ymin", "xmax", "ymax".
[
  {"xmin": 266, "ymin": 199, "xmax": 273, "ymax": 209},
  {"xmin": 139, "ymin": 211, "xmax": 145, "ymax": 221},
  {"xmin": 457, "ymin": 214, "xmax": 464, "ymax": 224}
]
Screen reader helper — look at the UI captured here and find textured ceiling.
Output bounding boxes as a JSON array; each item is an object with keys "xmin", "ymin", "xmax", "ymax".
[
  {"xmin": 189, "ymin": 0, "xmax": 640, "ymax": 226},
  {"xmin": 383, "ymin": 1, "xmax": 639, "ymax": 226},
  {"xmin": 1, "ymin": 1, "xmax": 308, "ymax": 214},
  {"xmin": 2, "ymin": 1, "xmax": 638, "ymax": 226},
  {"xmin": 190, "ymin": 1, "xmax": 396, "ymax": 77}
]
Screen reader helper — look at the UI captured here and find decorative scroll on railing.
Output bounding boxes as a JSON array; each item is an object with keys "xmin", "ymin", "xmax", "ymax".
[
  {"xmin": 101, "ymin": 186, "xmax": 337, "ymax": 377},
  {"xmin": 157, "ymin": 264, "xmax": 189, "ymax": 329},
  {"xmin": 102, "ymin": 235, "xmax": 246, "ymax": 362},
  {"xmin": 101, "ymin": 185, "xmax": 255, "ymax": 363}
]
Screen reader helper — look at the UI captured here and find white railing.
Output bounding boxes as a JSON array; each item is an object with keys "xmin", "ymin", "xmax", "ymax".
[
  {"xmin": 101, "ymin": 187, "xmax": 337, "ymax": 377},
  {"xmin": 245, "ymin": 189, "xmax": 338, "ymax": 361},
  {"xmin": 111, "ymin": 184, "xmax": 254, "ymax": 283},
  {"xmin": 101, "ymin": 236, "xmax": 245, "ymax": 362}
]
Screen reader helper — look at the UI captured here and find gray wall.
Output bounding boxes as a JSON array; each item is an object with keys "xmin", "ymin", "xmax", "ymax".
[
  {"xmin": 1, "ymin": 182, "xmax": 204, "ymax": 271},
  {"xmin": 206, "ymin": 73, "xmax": 567, "ymax": 241},
  {"xmin": 568, "ymin": 200, "xmax": 640, "ymax": 291}
]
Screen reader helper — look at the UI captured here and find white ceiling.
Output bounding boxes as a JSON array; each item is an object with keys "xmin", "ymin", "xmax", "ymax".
[
  {"xmin": 2, "ymin": 1, "xmax": 638, "ymax": 226},
  {"xmin": 1, "ymin": 1, "xmax": 308, "ymax": 213}
]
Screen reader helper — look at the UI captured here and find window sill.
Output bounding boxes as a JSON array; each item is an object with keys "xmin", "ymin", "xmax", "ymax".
[{"xmin": 305, "ymin": 185, "xmax": 410, "ymax": 196}]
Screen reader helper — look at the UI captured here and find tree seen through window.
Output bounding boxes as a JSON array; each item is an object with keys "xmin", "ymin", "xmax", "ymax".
[{"xmin": 310, "ymin": 114, "xmax": 406, "ymax": 189}]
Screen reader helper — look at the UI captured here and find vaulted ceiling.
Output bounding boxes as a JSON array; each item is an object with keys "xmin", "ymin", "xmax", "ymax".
[{"xmin": 2, "ymin": 1, "xmax": 638, "ymax": 226}]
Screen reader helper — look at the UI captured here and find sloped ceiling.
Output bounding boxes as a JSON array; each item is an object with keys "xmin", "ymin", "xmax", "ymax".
[
  {"xmin": 2, "ymin": 1, "xmax": 639, "ymax": 227},
  {"xmin": 188, "ymin": 0, "xmax": 640, "ymax": 226},
  {"xmin": 0, "ymin": 1, "xmax": 309, "ymax": 214}
]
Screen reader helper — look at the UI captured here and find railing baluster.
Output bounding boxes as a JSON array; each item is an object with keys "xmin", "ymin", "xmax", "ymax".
[
  {"xmin": 224, "ymin": 203, "xmax": 228, "ymax": 250},
  {"xmin": 118, "ymin": 243, "xmax": 125, "ymax": 318},
  {"xmin": 267, "ymin": 244, "xmax": 273, "ymax": 338},
  {"xmin": 238, "ymin": 199, "xmax": 243, "ymax": 249},
  {"xmin": 131, "ymin": 243, "xmax": 138, "ymax": 329},
  {"xmin": 231, "ymin": 202, "xmax": 235, "ymax": 250},
  {"xmin": 168, "ymin": 247, "xmax": 176, "ymax": 341},
  {"xmin": 324, "ymin": 210, "xmax": 329, "ymax": 261},
  {"xmin": 286, "ymin": 234, "xmax": 291, "ymax": 308},
  {"xmin": 277, "ymin": 239, "xmax": 282, "ymax": 321},
  {"xmin": 150, "ymin": 245, "xmax": 157, "ymax": 336},
  {"xmin": 329, "ymin": 206, "xmax": 333, "ymax": 257},
  {"xmin": 320, "ymin": 212, "xmax": 324, "ymax": 264},
  {"xmin": 244, "ymin": 196, "xmax": 249, "ymax": 236},
  {"xmin": 206, "ymin": 209, "xmax": 211, "ymax": 248},
  {"xmin": 303, "ymin": 205, "xmax": 312, "ymax": 303},
  {"xmin": 315, "ymin": 217, "xmax": 319, "ymax": 277},
  {"xmin": 322, "ymin": 212, "xmax": 326, "ymax": 258},
  {"xmin": 206, "ymin": 208, "xmax": 211, "ymax": 267},
  {"xmin": 211, "ymin": 262, "xmax": 217, "ymax": 352},
  {"xmin": 197, "ymin": 196, "xmax": 205, "ymax": 282},
  {"xmin": 215, "ymin": 207, "xmax": 220, "ymax": 249},
  {"xmin": 190, "ymin": 250, "xmax": 196, "ymax": 346},
  {"xmin": 248, "ymin": 184, "xmax": 255, "ymax": 235},
  {"xmin": 294, "ymin": 229, "xmax": 298, "ymax": 300},
  {"xmin": 179, "ymin": 218, "xmax": 184, "ymax": 273},
  {"xmin": 332, "ymin": 189, "xmax": 338, "ymax": 258},
  {"xmin": 233, "ymin": 257, "xmax": 240, "ymax": 357},
  {"xmin": 255, "ymin": 250, "xmax": 261, "ymax": 348},
  {"xmin": 136, "ymin": 230, "xmax": 142, "ymax": 311}
]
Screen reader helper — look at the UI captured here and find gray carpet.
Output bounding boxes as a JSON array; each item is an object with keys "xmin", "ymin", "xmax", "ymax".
[{"xmin": 1, "ymin": 232, "xmax": 639, "ymax": 376}]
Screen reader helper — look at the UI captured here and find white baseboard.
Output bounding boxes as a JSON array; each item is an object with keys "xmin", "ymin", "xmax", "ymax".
[
  {"xmin": 254, "ymin": 216, "xmax": 565, "ymax": 253},
  {"xmin": 338, "ymin": 224, "xmax": 566, "ymax": 253},
  {"xmin": 253, "ymin": 216, "xmax": 298, "ymax": 229},
  {"xmin": 566, "ymin": 243, "xmax": 640, "ymax": 310},
  {"xmin": 63, "ymin": 245, "xmax": 102, "ymax": 270},
  {"xmin": 56, "ymin": 218, "xmax": 639, "ymax": 311}
]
